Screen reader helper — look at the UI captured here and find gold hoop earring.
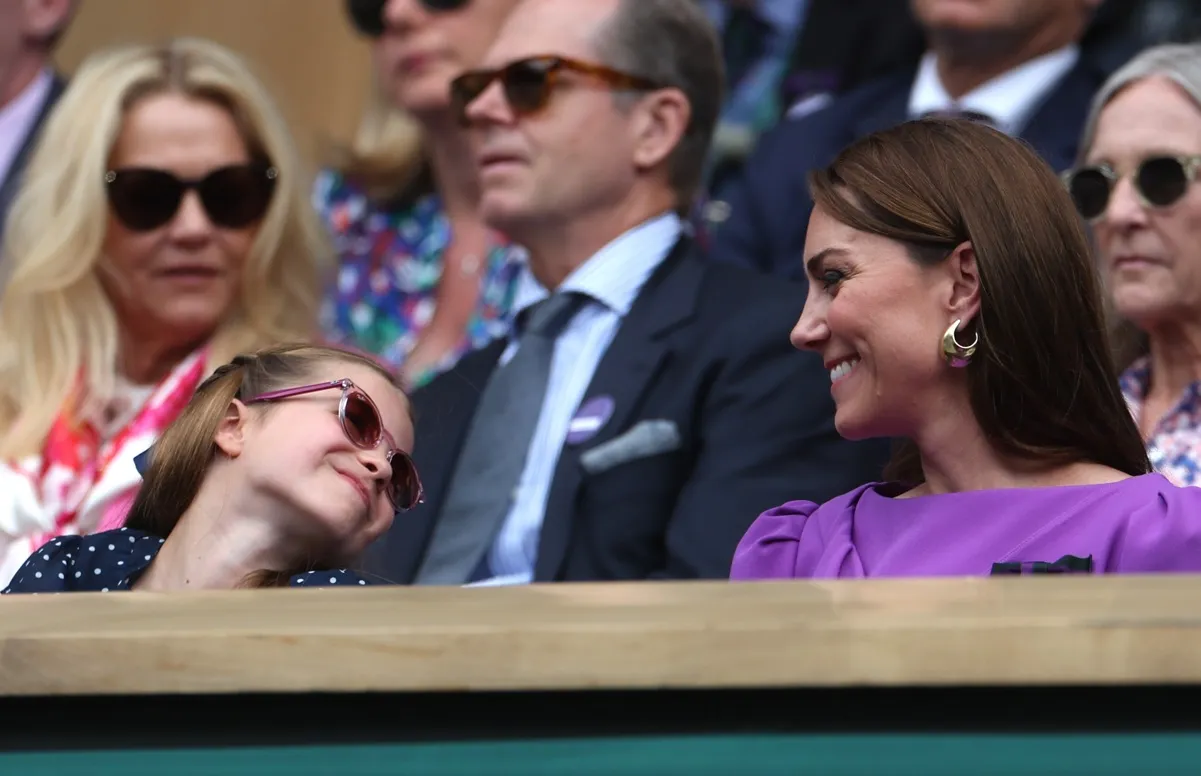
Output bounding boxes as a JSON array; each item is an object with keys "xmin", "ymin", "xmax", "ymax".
[{"xmin": 941, "ymin": 319, "xmax": 978, "ymax": 368}]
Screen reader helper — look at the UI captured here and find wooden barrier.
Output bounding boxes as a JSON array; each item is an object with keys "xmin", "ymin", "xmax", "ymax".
[
  {"xmin": 4, "ymin": 576, "xmax": 1201, "ymax": 774},
  {"xmin": 4, "ymin": 575, "xmax": 1201, "ymax": 694}
]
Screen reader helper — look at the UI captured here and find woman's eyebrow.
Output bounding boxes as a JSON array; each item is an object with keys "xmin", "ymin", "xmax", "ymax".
[{"xmin": 804, "ymin": 246, "xmax": 849, "ymax": 276}]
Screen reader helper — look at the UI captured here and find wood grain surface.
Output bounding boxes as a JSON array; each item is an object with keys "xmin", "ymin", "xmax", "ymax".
[{"xmin": 2, "ymin": 576, "xmax": 1200, "ymax": 696}]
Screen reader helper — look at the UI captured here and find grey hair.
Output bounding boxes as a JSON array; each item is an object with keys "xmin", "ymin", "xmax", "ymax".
[
  {"xmin": 1077, "ymin": 43, "xmax": 1201, "ymax": 164},
  {"xmin": 591, "ymin": 0, "xmax": 725, "ymax": 214},
  {"xmin": 1075, "ymin": 43, "xmax": 1201, "ymax": 371}
]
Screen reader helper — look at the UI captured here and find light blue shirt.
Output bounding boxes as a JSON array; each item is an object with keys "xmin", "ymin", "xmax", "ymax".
[{"xmin": 470, "ymin": 213, "xmax": 683, "ymax": 587}]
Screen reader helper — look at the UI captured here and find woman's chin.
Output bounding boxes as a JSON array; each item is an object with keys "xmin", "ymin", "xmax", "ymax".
[{"xmin": 833, "ymin": 410, "xmax": 874, "ymax": 441}]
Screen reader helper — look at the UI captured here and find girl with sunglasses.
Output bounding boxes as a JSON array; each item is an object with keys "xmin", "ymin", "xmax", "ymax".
[
  {"xmin": 0, "ymin": 38, "xmax": 327, "ymax": 588},
  {"xmin": 4, "ymin": 344, "xmax": 421, "ymax": 593},
  {"xmin": 1065, "ymin": 44, "xmax": 1201, "ymax": 487},
  {"xmin": 318, "ymin": 0, "xmax": 526, "ymax": 390}
]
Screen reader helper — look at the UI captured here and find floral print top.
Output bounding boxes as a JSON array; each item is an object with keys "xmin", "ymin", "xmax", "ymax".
[
  {"xmin": 1120, "ymin": 355, "xmax": 1201, "ymax": 487},
  {"xmin": 314, "ymin": 169, "xmax": 525, "ymax": 389}
]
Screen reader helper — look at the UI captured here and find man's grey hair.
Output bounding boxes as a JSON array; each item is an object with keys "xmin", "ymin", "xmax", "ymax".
[
  {"xmin": 1077, "ymin": 43, "xmax": 1201, "ymax": 164},
  {"xmin": 592, "ymin": 0, "xmax": 725, "ymax": 213}
]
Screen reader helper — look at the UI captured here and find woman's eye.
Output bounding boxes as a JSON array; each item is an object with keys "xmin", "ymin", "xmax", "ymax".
[{"xmin": 820, "ymin": 269, "xmax": 845, "ymax": 290}]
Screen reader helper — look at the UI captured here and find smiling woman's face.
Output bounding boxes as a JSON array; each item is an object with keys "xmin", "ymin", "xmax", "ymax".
[
  {"xmin": 1087, "ymin": 76, "xmax": 1201, "ymax": 333},
  {"xmin": 789, "ymin": 205, "xmax": 951, "ymax": 441}
]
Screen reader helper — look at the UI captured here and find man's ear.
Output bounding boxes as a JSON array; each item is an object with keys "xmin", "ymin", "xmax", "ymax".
[
  {"xmin": 213, "ymin": 399, "xmax": 250, "ymax": 458},
  {"xmin": 630, "ymin": 88, "xmax": 690, "ymax": 173},
  {"xmin": 943, "ymin": 240, "xmax": 981, "ymax": 326}
]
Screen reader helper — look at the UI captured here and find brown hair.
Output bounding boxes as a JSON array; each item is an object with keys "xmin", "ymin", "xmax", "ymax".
[
  {"xmin": 593, "ymin": 0, "xmax": 725, "ymax": 213},
  {"xmin": 808, "ymin": 117, "xmax": 1150, "ymax": 485},
  {"xmin": 123, "ymin": 343, "xmax": 404, "ymax": 587}
]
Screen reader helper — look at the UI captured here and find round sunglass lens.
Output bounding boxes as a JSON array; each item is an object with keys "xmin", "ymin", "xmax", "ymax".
[
  {"xmin": 343, "ymin": 392, "xmax": 382, "ymax": 448},
  {"xmin": 1068, "ymin": 169, "xmax": 1111, "ymax": 220},
  {"xmin": 389, "ymin": 454, "xmax": 420, "ymax": 510},
  {"xmin": 1137, "ymin": 157, "xmax": 1190, "ymax": 208},
  {"xmin": 345, "ymin": 0, "xmax": 385, "ymax": 36}
]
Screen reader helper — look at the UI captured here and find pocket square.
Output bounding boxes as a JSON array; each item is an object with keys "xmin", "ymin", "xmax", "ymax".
[{"xmin": 579, "ymin": 419, "xmax": 681, "ymax": 475}]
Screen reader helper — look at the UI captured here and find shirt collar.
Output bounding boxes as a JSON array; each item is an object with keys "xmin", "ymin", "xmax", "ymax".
[
  {"xmin": 511, "ymin": 212, "xmax": 683, "ymax": 323},
  {"xmin": 0, "ymin": 67, "xmax": 54, "ymax": 182},
  {"xmin": 907, "ymin": 44, "xmax": 1080, "ymax": 135}
]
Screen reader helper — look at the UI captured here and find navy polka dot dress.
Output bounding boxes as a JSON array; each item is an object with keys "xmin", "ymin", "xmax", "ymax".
[{"xmin": 2, "ymin": 527, "xmax": 374, "ymax": 594}]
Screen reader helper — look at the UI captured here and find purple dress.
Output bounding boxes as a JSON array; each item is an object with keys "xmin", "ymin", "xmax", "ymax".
[{"xmin": 731, "ymin": 474, "xmax": 1201, "ymax": 578}]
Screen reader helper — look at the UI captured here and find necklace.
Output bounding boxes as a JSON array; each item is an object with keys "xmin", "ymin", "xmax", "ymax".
[{"xmin": 457, "ymin": 253, "xmax": 482, "ymax": 276}]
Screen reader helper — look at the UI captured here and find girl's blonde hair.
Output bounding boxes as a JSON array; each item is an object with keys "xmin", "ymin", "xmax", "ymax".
[{"xmin": 0, "ymin": 37, "xmax": 331, "ymax": 459}]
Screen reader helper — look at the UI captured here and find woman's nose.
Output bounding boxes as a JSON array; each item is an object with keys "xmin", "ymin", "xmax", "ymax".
[
  {"xmin": 790, "ymin": 307, "xmax": 828, "ymax": 352},
  {"xmin": 1103, "ymin": 175, "xmax": 1151, "ymax": 229}
]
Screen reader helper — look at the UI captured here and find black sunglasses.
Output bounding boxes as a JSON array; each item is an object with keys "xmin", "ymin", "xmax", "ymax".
[
  {"xmin": 1064, "ymin": 155, "xmax": 1201, "ymax": 222},
  {"xmin": 105, "ymin": 163, "xmax": 277, "ymax": 232},
  {"xmin": 450, "ymin": 55, "xmax": 663, "ymax": 126},
  {"xmin": 345, "ymin": 0, "xmax": 470, "ymax": 36}
]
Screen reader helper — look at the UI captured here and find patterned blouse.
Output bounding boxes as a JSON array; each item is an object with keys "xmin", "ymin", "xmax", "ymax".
[
  {"xmin": 314, "ymin": 169, "xmax": 524, "ymax": 389},
  {"xmin": 1120, "ymin": 356, "xmax": 1201, "ymax": 487},
  {"xmin": 2, "ymin": 528, "xmax": 375, "ymax": 593}
]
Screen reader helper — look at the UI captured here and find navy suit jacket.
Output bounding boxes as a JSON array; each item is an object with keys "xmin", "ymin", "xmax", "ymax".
[
  {"xmin": 369, "ymin": 238, "xmax": 891, "ymax": 583},
  {"xmin": 0, "ymin": 73, "xmax": 66, "ymax": 243},
  {"xmin": 706, "ymin": 42, "xmax": 1136, "ymax": 280}
]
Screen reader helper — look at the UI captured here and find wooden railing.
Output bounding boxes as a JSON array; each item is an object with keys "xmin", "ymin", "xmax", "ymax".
[{"xmin": 2, "ymin": 575, "xmax": 1200, "ymax": 696}]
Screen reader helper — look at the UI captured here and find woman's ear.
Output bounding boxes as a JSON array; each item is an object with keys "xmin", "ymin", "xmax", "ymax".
[
  {"xmin": 944, "ymin": 240, "xmax": 981, "ymax": 325},
  {"xmin": 213, "ymin": 399, "xmax": 250, "ymax": 458}
]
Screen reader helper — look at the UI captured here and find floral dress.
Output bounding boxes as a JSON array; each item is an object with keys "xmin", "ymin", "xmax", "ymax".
[
  {"xmin": 314, "ymin": 169, "xmax": 524, "ymax": 389},
  {"xmin": 1121, "ymin": 356, "xmax": 1201, "ymax": 487}
]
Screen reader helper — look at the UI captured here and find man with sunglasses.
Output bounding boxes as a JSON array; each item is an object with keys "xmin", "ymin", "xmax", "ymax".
[
  {"xmin": 370, "ymin": 0, "xmax": 890, "ymax": 586},
  {"xmin": 0, "ymin": 0, "xmax": 75, "ymax": 255}
]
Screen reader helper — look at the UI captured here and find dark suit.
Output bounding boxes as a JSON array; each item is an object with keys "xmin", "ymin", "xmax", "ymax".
[
  {"xmin": 0, "ymin": 72, "xmax": 66, "ymax": 244},
  {"xmin": 371, "ymin": 239, "xmax": 890, "ymax": 583},
  {"xmin": 705, "ymin": 41, "xmax": 1136, "ymax": 280}
]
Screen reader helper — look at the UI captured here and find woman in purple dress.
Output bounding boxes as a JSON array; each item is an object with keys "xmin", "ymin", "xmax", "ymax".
[{"xmin": 732, "ymin": 118, "xmax": 1201, "ymax": 580}]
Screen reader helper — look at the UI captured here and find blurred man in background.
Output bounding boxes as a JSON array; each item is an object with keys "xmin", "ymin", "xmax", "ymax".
[
  {"xmin": 706, "ymin": 0, "xmax": 1138, "ymax": 279},
  {"xmin": 0, "ymin": 0, "xmax": 75, "ymax": 246}
]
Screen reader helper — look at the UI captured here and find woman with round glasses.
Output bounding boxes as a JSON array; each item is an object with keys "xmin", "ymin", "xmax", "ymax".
[
  {"xmin": 3, "ymin": 344, "xmax": 421, "ymax": 593},
  {"xmin": 319, "ymin": 0, "xmax": 525, "ymax": 389},
  {"xmin": 1065, "ymin": 43, "xmax": 1201, "ymax": 487},
  {"xmin": 0, "ymin": 38, "xmax": 328, "ymax": 586}
]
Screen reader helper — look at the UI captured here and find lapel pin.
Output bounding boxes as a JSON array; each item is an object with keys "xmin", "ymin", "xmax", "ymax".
[{"xmin": 566, "ymin": 395, "xmax": 615, "ymax": 445}]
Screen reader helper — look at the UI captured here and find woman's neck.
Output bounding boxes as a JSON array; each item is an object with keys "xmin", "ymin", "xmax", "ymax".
[
  {"xmin": 1144, "ymin": 322, "xmax": 1201, "ymax": 406},
  {"xmin": 905, "ymin": 388, "xmax": 1126, "ymax": 497},
  {"xmin": 133, "ymin": 479, "xmax": 310, "ymax": 591},
  {"xmin": 118, "ymin": 328, "xmax": 204, "ymax": 385},
  {"xmin": 423, "ymin": 117, "xmax": 482, "ymax": 222}
]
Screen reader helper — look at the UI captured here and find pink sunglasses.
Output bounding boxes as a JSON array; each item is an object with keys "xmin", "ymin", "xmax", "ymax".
[{"xmin": 246, "ymin": 379, "xmax": 423, "ymax": 511}]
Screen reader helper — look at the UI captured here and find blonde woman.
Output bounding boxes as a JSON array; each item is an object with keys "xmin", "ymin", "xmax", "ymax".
[
  {"xmin": 0, "ymin": 37, "xmax": 329, "ymax": 585},
  {"xmin": 319, "ymin": 0, "xmax": 524, "ymax": 389}
]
